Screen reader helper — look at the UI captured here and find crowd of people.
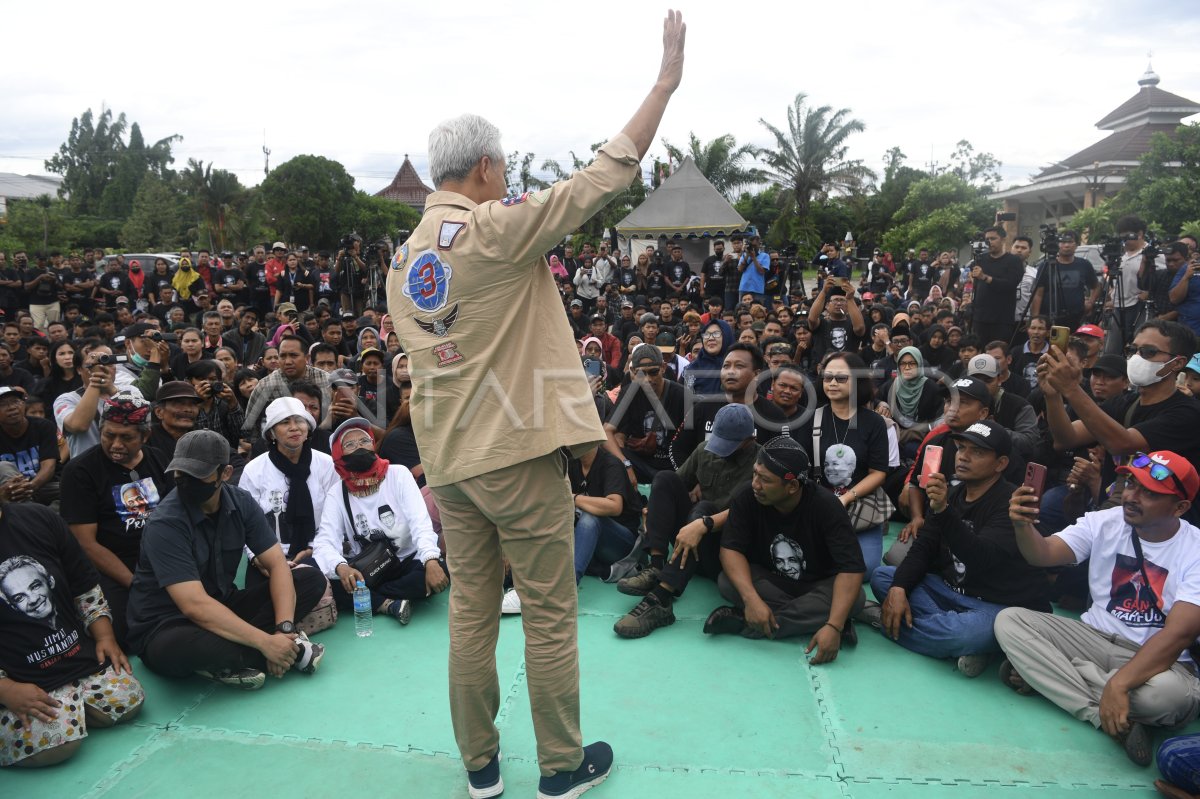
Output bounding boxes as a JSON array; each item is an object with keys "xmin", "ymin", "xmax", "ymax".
[{"xmin": 4, "ymin": 198, "xmax": 1200, "ymax": 794}]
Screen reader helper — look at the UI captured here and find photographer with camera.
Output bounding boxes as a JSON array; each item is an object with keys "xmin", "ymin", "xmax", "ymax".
[
  {"xmin": 1109, "ymin": 215, "xmax": 1166, "ymax": 346},
  {"xmin": 968, "ymin": 227, "xmax": 1022, "ymax": 346},
  {"xmin": 115, "ymin": 323, "xmax": 169, "ymax": 402},
  {"xmin": 55, "ymin": 345, "xmax": 145, "ymax": 458},
  {"xmin": 184, "ymin": 360, "xmax": 246, "ymax": 449},
  {"xmin": 1031, "ymin": 229, "xmax": 1100, "ymax": 332},
  {"xmin": 336, "ymin": 235, "xmax": 366, "ymax": 315},
  {"xmin": 737, "ymin": 233, "xmax": 769, "ymax": 305}
]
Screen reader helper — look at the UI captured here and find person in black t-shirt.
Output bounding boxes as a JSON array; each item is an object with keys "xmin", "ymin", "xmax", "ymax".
[
  {"xmin": 1030, "ymin": 230, "xmax": 1100, "ymax": 331},
  {"xmin": 705, "ymin": 437, "xmax": 865, "ymax": 663},
  {"xmin": 1041, "ymin": 320, "xmax": 1200, "ymax": 528},
  {"xmin": 0, "ymin": 503, "xmax": 144, "ymax": 767},
  {"xmin": 872, "ymin": 420, "xmax": 1048, "ymax": 677},
  {"xmin": 213, "ymin": 264, "xmax": 247, "ymax": 306},
  {"xmin": 94, "ymin": 260, "xmax": 134, "ymax": 312},
  {"xmin": 62, "ymin": 393, "xmax": 174, "ymax": 648},
  {"xmin": 807, "ymin": 278, "xmax": 866, "ymax": 364},
  {"xmin": 0, "ymin": 386, "xmax": 59, "ymax": 504},
  {"xmin": 969, "ymin": 227, "xmax": 1023, "ymax": 346},
  {"xmin": 605, "ymin": 344, "xmax": 690, "ymax": 482},
  {"xmin": 700, "ymin": 240, "xmax": 727, "ymax": 302},
  {"xmin": 569, "ymin": 446, "xmax": 640, "ymax": 584},
  {"xmin": 312, "ymin": 252, "xmax": 339, "ymax": 310},
  {"xmin": 663, "ymin": 244, "xmax": 692, "ymax": 299},
  {"xmin": 355, "ymin": 348, "xmax": 398, "ymax": 427}
]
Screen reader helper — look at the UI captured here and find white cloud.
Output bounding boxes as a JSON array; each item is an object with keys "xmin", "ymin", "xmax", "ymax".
[{"xmin": 3, "ymin": 0, "xmax": 1199, "ymax": 198}]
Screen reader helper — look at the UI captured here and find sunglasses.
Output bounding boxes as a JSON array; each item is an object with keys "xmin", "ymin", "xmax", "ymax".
[
  {"xmin": 822, "ymin": 374, "xmax": 850, "ymax": 384},
  {"xmin": 634, "ymin": 367, "xmax": 661, "ymax": 377},
  {"xmin": 1127, "ymin": 345, "xmax": 1178, "ymax": 361},
  {"xmin": 1130, "ymin": 452, "xmax": 1187, "ymax": 497}
]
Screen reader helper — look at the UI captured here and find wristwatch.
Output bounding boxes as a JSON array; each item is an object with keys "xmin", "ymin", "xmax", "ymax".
[
  {"xmin": 275, "ymin": 621, "xmax": 296, "ymax": 634},
  {"xmin": 622, "ymin": 459, "xmax": 632, "ymax": 468},
  {"xmin": 701, "ymin": 515, "xmax": 715, "ymax": 532}
]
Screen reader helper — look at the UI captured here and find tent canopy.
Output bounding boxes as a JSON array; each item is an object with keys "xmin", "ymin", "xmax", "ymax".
[{"xmin": 616, "ymin": 157, "xmax": 748, "ymax": 239}]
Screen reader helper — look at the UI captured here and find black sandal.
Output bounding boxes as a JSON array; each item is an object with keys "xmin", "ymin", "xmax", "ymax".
[{"xmin": 998, "ymin": 658, "xmax": 1037, "ymax": 696}]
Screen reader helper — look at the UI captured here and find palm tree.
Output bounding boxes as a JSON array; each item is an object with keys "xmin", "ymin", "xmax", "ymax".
[
  {"xmin": 660, "ymin": 133, "xmax": 762, "ymax": 199},
  {"xmin": 758, "ymin": 93, "xmax": 875, "ymax": 228}
]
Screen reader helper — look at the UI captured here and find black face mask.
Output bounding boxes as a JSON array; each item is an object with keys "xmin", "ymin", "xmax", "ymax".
[
  {"xmin": 176, "ymin": 473, "xmax": 221, "ymax": 507},
  {"xmin": 341, "ymin": 449, "xmax": 377, "ymax": 473}
]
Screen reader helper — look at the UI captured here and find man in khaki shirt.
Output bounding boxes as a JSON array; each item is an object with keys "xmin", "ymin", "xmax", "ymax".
[{"xmin": 386, "ymin": 12, "xmax": 685, "ymax": 799}]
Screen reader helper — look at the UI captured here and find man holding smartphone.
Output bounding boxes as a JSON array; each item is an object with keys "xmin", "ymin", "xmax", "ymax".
[{"xmin": 873, "ymin": 420, "xmax": 1047, "ymax": 677}]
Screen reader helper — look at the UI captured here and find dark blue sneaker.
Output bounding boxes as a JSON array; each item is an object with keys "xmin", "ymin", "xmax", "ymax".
[
  {"xmin": 537, "ymin": 741, "xmax": 613, "ymax": 798},
  {"xmin": 467, "ymin": 749, "xmax": 503, "ymax": 798}
]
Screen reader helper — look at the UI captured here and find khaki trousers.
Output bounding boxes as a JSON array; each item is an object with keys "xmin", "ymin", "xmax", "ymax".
[
  {"xmin": 995, "ymin": 607, "xmax": 1200, "ymax": 729},
  {"xmin": 431, "ymin": 450, "xmax": 583, "ymax": 777},
  {"xmin": 30, "ymin": 301, "xmax": 60, "ymax": 331}
]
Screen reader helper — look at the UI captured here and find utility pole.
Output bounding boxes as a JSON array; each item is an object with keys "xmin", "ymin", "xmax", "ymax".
[{"xmin": 263, "ymin": 130, "xmax": 271, "ymax": 177}]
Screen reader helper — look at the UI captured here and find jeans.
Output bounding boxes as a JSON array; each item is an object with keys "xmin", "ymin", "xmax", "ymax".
[
  {"xmin": 857, "ymin": 524, "xmax": 884, "ymax": 574},
  {"xmin": 573, "ymin": 511, "xmax": 637, "ymax": 583},
  {"xmin": 1159, "ymin": 734, "xmax": 1200, "ymax": 793},
  {"xmin": 870, "ymin": 566, "xmax": 1007, "ymax": 658},
  {"xmin": 1037, "ymin": 484, "xmax": 1074, "ymax": 535}
]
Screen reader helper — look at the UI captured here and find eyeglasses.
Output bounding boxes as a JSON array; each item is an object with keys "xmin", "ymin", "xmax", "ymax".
[
  {"xmin": 898, "ymin": 360, "xmax": 919, "ymax": 368},
  {"xmin": 701, "ymin": 331, "xmax": 722, "ymax": 340},
  {"xmin": 1130, "ymin": 452, "xmax": 1187, "ymax": 497},
  {"xmin": 1128, "ymin": 345, "xmax": 1178, "ymax": 361},
  {"xmin": 341, "ymin": 436, "xmax": 373, "ymax": 452},
  {"xmin": 822, "ymin": 374, "xmax": 850, "ymax": 384}
]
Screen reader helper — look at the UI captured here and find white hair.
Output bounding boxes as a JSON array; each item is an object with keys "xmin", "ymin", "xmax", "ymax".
[{"xmin": 428, "ymin": 114, "xmax": 504, "ymax": 189}]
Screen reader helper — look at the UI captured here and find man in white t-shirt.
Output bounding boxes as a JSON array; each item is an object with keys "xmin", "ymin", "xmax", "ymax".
[{"xmin": 998, "ymin": 450, "xmax": 1200, "ymax": 766}]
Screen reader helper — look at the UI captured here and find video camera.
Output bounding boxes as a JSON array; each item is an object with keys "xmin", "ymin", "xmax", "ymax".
[
  {"xmin": 339, "ymin": 233, "xmax": 362, "ymax": 253},
  {"xmin": 1039, "ymin": 224, "xmax": 1059, "ymax": 256},
  {"xmin": 969, "ymin": 233, "xmax": 989, "ymax": 260}
]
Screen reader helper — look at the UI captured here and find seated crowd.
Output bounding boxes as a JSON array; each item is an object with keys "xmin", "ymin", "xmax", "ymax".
[{"xmin": 4, "ymin": 231, "xmax": 1200, "ymax": 797}]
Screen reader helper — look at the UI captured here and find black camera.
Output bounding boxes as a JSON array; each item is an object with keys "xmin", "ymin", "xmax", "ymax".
[
  {"xmin": 1039, "ymin": 224, "xmax": 1059, "ymax": 256},
  {"xmin": 339, "ymin": 234, "xmax": 361, "ymax": 252},
  {"xmin": 1099, "ymin": 235, "xmax": 1125, "ymax": 265},
  {"xmin": 970, "ymin": 234, "xmax": 989, "ymax": 259},
  {"xmin": 95, "ymin": 353, "xmax": 126, "ymax": 366},
  {"xmin": 210, "ymin": 380, "xmax": 226, "ymax": 396}
]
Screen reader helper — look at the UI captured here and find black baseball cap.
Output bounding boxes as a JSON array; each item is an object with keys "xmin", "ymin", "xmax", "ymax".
[
  {"xmin": 942, "ymin": 376, "xmax": 993, "ymax": 410},
  {"xmin": 1091, "ymin": 353, "xmax": 1127, "ymax": 379},
  {"xmin": 951, "ymin": 420, "xmax": 1012, "ymax": 458}
]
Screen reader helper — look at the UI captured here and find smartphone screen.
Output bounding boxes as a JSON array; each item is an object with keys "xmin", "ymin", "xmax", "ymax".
[
  {"xmin": 1024, "ymin": 462, "xmax": 1047, "ymax": 503},
  {"xmin": 919, "ymin": 445, "xmax": 943, "ymax": 488}
]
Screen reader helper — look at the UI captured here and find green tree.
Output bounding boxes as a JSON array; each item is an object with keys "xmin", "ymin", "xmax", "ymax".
[
  {"xmin": 948, "ymin": 140, "xmax": 1002, "ymax": 191},
  {"xmin": 120, "ymin": 178, "xmax": 182, "ymax": 250},
  {"xmin": 1067, "ymin": 200, "xmax": 1119, "ymax": 242},
  {"xmin": 180, "ymin": 159, "xmax": 250, "ymax": 251},
  {"xmin": 734, "ymin": 185, "xmax": 784, "ymax": 243},
  {"xmin": 543, "ymin": 144, "xmax": 646, "ymax": 242},
  {"xmin": 862, "ymin": 148, "xmax": 928, "ymax": 244},
  {"xmin": 504, "ymin": 152, "xmax": 550, "ymax": 193},
  {"xmin": 880, "ymin": 173, "xmax": 997, "ymax": 255},
  {"xmin": 45, "ymin": 108, "xmax": 127, "ymax": 215},
  {"xmin": 344, "ymin": 193, "xmax": 422, "ymax": 245},
  {"xmin": 260, "ymin": 155, "xmax": 357, "ymax": 248},
  {"xmin": 1120, "ymin": 123, "xmax": 1200, "ymax": 235},
  {"xmin": 660, "ymin": 132, "xmax": 762, "ymax": 199},
  {"xmin": 757, "ymin": 93, "xmax": 875, "ymax": 231}
]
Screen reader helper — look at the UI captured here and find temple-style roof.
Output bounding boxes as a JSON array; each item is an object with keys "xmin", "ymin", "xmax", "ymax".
[{"xmin": 375, "ymin": 155, "xmax": 432, "ymax": 211}]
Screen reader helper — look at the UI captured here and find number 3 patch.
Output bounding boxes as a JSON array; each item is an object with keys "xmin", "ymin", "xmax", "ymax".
[{"xmin": 401, "ymin": 251, "xmax": 453, "ymax": 313}]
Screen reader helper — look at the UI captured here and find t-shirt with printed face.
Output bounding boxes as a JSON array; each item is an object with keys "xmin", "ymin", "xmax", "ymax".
[
  {"xmin": 0, "ymin": 416, "xmax": 58, "ymax": 479},
  {"xmin": 721, "ymin": 482, "xmax": 865, "ymax": 598},
  {"xmin": 61, "ymin": 444, "xmax": 174, "ymax": 569},
  {"xmin": 611, "ymin": 378, "xmax": 689, "ymax": 472},
  {"xmin": 1055, "ymin": 506, "xmax": 1200, "ymax": 661},
  {"xmin": 0, "ymin": 504, "xmax": 105, "ymax": 690}
]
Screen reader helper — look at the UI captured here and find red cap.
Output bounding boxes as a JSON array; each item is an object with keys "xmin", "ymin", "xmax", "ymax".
[
  {"xmin": 862, "ymin": 292, "xmax": 875, "ymax": 301},
  {"xmin": 1117, "ymin": 451, "xmax": 1200, "ymax": 502},
  {"xmin": 1074, "ymin": 324, "xmax": 1104, "ymax": 339}
]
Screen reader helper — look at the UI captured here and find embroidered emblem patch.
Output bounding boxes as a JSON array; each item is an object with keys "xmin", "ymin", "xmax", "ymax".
[
  {"xmin": 433, "ymin": 341, "xmax": 464, "ymax": 367},
  {"xmin": 414, "ymin": 303, "xmax": 459, "ymax": 337},
  {"xmin": 402, "ymin": 251, "xmax": 453, "ymax": 313},
  {"xmin": 390, "ymin": 244, "xmax": 409, "ymax": 271},
  {"xmin": 438, "ymin": 221, "xmax": 466, "ymax": 250},
  {"xmin": 500, "ymin": 192, "xmax": 529, "ymax": 207}
]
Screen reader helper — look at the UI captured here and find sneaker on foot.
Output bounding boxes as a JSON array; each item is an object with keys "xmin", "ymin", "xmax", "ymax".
[
  {"xmin": 956, "ymin": 653, "xmax": 989, "ymax": 678},
  {"xmin": 613, "ymin": 593, "xmax": 674, "ymax": 639},
  {"xmin": 501, "ymin": 588, "xmax": 522, "ymax": 615},
  {"xmin": 292, "ymin": 631, "xmax": 325, "ymax": 674},
  {"xmin": 387, "ymin": 598, "xmax": 413, "ymax": 625},
  {"xmin": 467, "ymin": 749, "xmax": 504, "ymax": 799},
  {"xmin": 856, "ymin": 600, "xmax": 882, "ymax": 629},
  {"xmin": 616, "ymin": 565, "xmax": 661, "ymax": 596},
  {"xmin": 196, "ymin": 667, "xmax": 266, "ymax": 691},
  {"xmin": 537, "ymin": 741, "xmax": 613, "ymax": 799},
  {"xmin": 702, "ymin": 605, "xmax": 746, "ymax": 636}
]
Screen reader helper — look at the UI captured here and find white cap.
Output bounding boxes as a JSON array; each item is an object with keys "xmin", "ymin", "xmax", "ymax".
[{"xmin": 263, "ymin": 396, "xmax": 315, "ymax": 434}]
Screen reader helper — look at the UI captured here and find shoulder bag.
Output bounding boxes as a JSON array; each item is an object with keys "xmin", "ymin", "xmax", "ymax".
[{"xmin": 812, "ymin": 406, "xmax": 895, "ymax": 532}]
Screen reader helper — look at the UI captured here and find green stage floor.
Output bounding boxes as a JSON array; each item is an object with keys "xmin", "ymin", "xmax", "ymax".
[{"xmin": 6, "ymin": 526, "xmax": 1193, "ymax": 798}]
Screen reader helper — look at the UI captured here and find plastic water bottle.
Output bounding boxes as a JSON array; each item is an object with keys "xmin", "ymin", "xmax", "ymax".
[{"xmin": 353, "ymin": 580, "xmax": 373, "ymax": 637}]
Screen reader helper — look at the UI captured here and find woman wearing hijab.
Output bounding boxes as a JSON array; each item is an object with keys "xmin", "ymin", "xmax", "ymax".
[
  {"xmin": 239, "ymin": 397, "xmax": 340, "ymax": 584},
  {"xmin": 171, "ymin": 258, "xmax": 205, "ymax": 301},
  {"xmin": 918, "ymin": 324, "xmax": 957, "ymax": 374},
  {"xmin": 879, "ymin": 346, "xmax": 943, "ymax": 458},
  {"xmin": 681, "ymin": 319, "xmax": 733, "ymax": 395},
  {"xmin": 312, "ymin": 418, "xmax": 448, "ymax": 625},
  {"xmin": 548, "ymin": 255, "xmax": 569, "ymax": 279}
]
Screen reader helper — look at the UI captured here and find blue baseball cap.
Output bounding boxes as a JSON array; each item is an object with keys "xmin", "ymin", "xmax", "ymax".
[
  {"xmin": 705, "ymin": 404, "xmax": 755, "ymax": 458},
  {"xmin": 1185, "ymin": 353, "xmax": 1200, "ymax": 375}
]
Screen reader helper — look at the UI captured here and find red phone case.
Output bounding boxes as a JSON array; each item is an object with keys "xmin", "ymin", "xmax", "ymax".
[
  {"xmin": 1024, "ymin": 463, "xmax": 1047, "ymax": 502},
  {"xmin": 919, "ymin": 445, "xmax": 943, "ymax": 488}
]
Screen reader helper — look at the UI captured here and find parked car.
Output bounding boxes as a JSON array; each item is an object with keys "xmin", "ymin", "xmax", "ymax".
[{"xmin": 96, "ymin": 252, "xmax": 180, "ymax": 276}]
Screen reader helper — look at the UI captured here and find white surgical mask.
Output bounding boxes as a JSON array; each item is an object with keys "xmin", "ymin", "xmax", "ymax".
[{"xmin": 1126, "ymin": 353, "xmax": 1171, "ymax": 388}]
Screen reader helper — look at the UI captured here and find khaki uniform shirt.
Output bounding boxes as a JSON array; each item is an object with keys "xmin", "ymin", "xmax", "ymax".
[{"xmin": 386, "ymin": 133, "xmax": 641, "ymax": 487}]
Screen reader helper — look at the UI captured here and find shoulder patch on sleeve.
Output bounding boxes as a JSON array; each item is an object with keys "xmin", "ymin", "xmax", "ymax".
[
  {"xmin": 438, "ymin": 221, "xmax": 466, "ymax": 250},
  {"xmin": 391, "ymin": 244, "xmax": 409, "ymax": 271},
  {"xmin": 500, "ymin": 192, "xmax": 529, "ymax": 207},
  {"xmin": 530, "ymin": 188, "xmax": 551, "ymax": 205}
]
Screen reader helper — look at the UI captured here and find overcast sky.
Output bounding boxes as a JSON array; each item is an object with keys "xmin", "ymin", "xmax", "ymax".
[{"xmin": 4, "ymin": 0, "xmax": 1199, "ymax": 198}]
